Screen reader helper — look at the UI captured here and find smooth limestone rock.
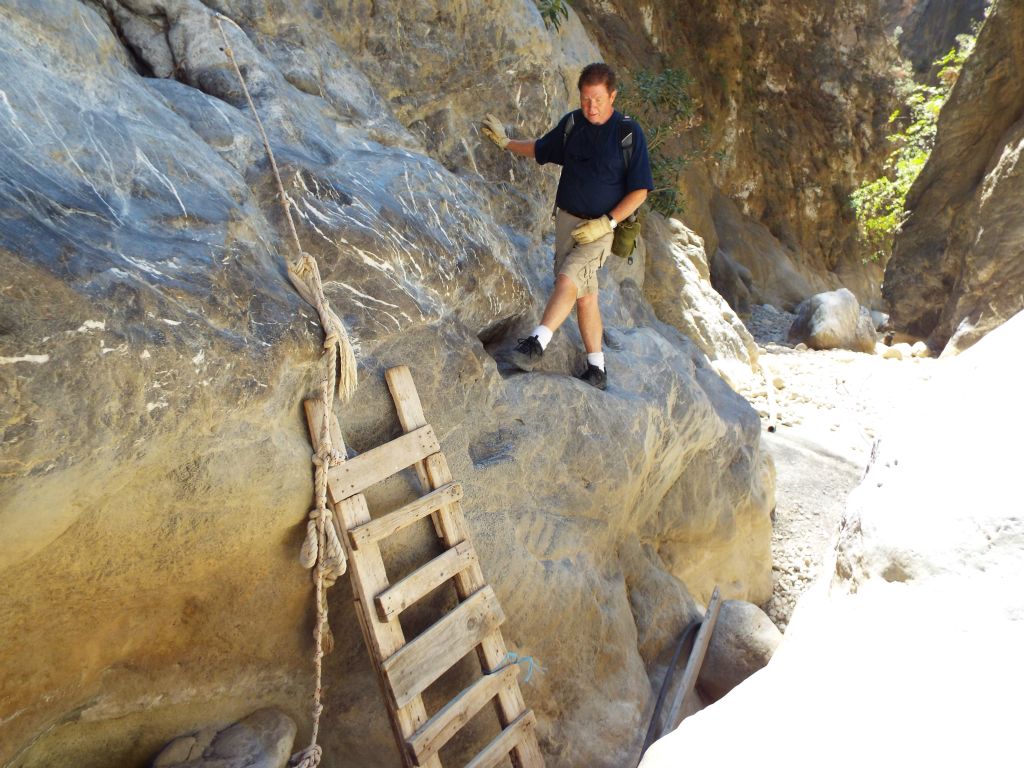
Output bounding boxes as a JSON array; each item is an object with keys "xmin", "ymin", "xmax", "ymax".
[
  {"xmin": 152, "ymin": 709, "xmax": 296, "ymax": 768},
  {"xmin": 697, "ymin": 600, "xmax": 781, "ymax": 702},
  {"xmin": 881, "ymin": 343, "xmax": 913, "ymax": 360},
  {"xmin": 711, "ymin": 194, "xmax": 824, "ymax": 313},
  {"xmin": 0, "ymin": 2, "xmax": 772, "ymax": 767},
  {"xmin": 709, "ymin": 248, "xmax": 756, "ymax": 317},
  {"xmin": 642, "ymin": 214, "xmax": 759, "ymax": 378},
  {"xmin": 640, "ymin": 310, "xmax": 1024, "ymax": 768},
  {"xmin": 884, "ymin": 0, "xmax": 1024, "ymax": 355},
  {"xmin": 787, "ymin": 289, "xmax": 877, "ymax": 353}
]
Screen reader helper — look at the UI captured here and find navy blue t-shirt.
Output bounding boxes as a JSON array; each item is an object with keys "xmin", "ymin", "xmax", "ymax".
[{"xmin": 534, "ymin": 109, "xmax": 654, "ymax": 220}]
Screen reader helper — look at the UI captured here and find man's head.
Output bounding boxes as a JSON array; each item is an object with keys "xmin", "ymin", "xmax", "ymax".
[{"xmin": 578, "ymin": 63, "xmax": 616, "ymax": 125}]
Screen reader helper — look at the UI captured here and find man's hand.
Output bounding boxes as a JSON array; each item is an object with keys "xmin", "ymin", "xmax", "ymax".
[
  {"xmin": 571, "ymin": 215, "xmax": 613, "ymax": 245},
  {"xmin": 481, "ymin": 114, "xmax": 510, "ymax": 149}
]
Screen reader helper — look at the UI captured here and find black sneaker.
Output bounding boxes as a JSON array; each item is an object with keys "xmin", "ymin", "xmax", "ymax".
[
  {"xmin": 577, "ymin": 363, "xmax": 607, "ymax": 390},
  {"xmin": 510, "ymin": 336, "xmax": 544, "ymax": 372}
]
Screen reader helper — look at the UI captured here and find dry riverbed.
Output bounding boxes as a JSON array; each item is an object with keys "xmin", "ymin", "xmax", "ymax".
[{"xmin": 740, "ymin": 306, "xmax": 937, "ymax": 630}]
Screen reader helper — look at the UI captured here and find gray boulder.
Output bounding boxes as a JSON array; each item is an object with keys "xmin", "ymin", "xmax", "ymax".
[
  {"xmin": 697, "ymin": 600, "xmax": 781, "ymax": 702},
  {"xmin": 152, "ymin": 709, "xmax": 296, "ymax": 768},
  {"xmin": 787, "ymin": 288, "xmax": 877, "ymax": 353},
  {"xmin": 711, "ymin": 194, "xmax": 822, "ymax": 313}
]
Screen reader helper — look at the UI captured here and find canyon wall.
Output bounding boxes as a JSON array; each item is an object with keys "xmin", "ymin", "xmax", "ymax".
[{"xmin": 884, "ymin": 0, "xmax": 1024, "ymax": 354}]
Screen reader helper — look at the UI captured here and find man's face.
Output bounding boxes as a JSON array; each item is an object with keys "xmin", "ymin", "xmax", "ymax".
[{"xmin": 580, "ymin": 82, "xmax": 616, "ymax": 125}]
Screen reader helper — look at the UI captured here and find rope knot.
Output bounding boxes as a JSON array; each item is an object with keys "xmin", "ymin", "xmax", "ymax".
[
  {"xmin": 292, "ymin": 252, "xmax": 316, "ymax": 277},
  {"xmin": 299, "ymin": 518, "xmax": 319, "ymax": 569},
  {"xmin": 289, "ymin": 744, "xmax": 323, "ymax": 768}
]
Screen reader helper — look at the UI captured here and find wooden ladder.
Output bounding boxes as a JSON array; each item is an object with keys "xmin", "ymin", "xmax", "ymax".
[{"xmin": 303, "ymin": 365, "xmax": 545, "ymax": 768}]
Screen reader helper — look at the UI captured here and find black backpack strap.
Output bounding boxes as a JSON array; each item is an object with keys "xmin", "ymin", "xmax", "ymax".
[
  {"xmin": 619, "ymin": 116, "xmax": 634, "ymax": 170},
  {"xmin": 561, "ymin": 110, "xmax": 576, "ymax": 153}
]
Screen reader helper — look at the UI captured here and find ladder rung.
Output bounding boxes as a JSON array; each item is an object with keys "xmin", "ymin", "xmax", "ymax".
[
  {"xmin": 350, "ymin": 482, "xmax": 463, "ymax": 550},
  {"xmin": 376, "ymin": 540, "xmax": 477, "ymax": 621},
  {"xmin": 327, "ymin": 424, "xmax": 440, "ymax": 501},
  {"xmin": 464, "ymin": 710, "xmax": 538, "ymax": 768},
  {"xmin": 406, "ymin": 664, "xmax": 519, "ymax": 765},
  {"xmin": 382, "ymin": 586, "xmax": 505, "ymax": 709}
]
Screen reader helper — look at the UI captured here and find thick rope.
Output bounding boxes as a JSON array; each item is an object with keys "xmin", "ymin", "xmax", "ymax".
[{"xmin": 214, "ymin": 14, "xmax": 355, "ymax": 767}]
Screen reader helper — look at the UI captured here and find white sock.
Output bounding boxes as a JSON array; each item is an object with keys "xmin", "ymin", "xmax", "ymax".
[
  {"xmin": 532, "ymin": 325, "xmax": 554, "ymax": 350},
  {"xmin": 587, "ymin": 352, "xmax": 605, "ymax": 370}
]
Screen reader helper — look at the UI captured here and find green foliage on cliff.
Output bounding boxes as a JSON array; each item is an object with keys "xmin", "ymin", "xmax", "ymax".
[
  {"xmin": 617, "ymin": 69, "xmax": 698, "ymax": 217},
  {"xmin": 537, "ymin": 0, "xmax": 570, "ymax": 30},
  {"xmin": 851, "ymin": 33, "xmax": 977, "ymax": 262}
]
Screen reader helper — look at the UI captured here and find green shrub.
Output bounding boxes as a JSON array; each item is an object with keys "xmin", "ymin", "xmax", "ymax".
[
  {"xmin": 537, "ymin": 0, "xmax": 570, "ymax": 31},
  {"xmin": 617, "ymin": 68, "xmax": 698, "ymax": 217},
  {"xmin": 851, "ymin": 32, "xmax": 976, "ymax": 261}
]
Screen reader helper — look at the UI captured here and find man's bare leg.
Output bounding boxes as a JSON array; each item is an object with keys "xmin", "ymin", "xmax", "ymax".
[
  {"xmin": 540, "ymin": 274, "xmax": 580, "ymax": 332},
  {"xmin": 576, "ymin": 292, "xmax": 603, "ymax": 353}
]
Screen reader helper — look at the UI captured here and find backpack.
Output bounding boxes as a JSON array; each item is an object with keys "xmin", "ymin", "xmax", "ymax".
[{"xmin": 561, "ymin": 111, "xmax": 642, "ymax": 263}]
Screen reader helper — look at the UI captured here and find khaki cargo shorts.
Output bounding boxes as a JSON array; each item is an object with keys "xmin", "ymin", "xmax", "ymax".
[{"xmin": 554, "ymin": 209, "xmax": 613, "ymax": 297}]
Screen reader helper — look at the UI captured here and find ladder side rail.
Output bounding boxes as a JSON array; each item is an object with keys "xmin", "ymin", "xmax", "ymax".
[
  {"xmin": 304, "ymin": 399, "xmax": 441, "ymax": 768},
  {"xmin": 385, "ymin": 368, "xmax": 546, "ymax": 768}
]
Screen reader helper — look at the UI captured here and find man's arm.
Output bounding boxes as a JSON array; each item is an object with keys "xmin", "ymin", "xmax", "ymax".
[
  {"xmin": 609, "ymin": 189, "xmax": 648, "ymax": 223},
  {"xmin": 506, "ymin": 139, "xmax": 536, "ymax": 158}
]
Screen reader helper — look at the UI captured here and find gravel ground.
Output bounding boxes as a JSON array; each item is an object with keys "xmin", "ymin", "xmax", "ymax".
[{"xmin": 739, "ymin": 306, "xmax": 937, "ymax": 630}]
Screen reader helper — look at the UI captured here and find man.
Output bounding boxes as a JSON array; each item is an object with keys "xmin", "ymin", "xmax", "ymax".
[{"xmin": 481, "ymin": 62, "xmax": 653, "ymax": 391}]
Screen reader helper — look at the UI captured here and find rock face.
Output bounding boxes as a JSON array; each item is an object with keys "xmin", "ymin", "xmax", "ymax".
[
  {"xmin": 571, "ymin": 0, "xmax": 901, "ymax": 309},
  {"xmin": 640, "ymin": 311, "xmax": 1024, "ymax": 767},
  {"xmin": 884, "ymin": 0, "xmax": 1024, "ymax": 355},
  {"xmin": 787, "ymin": 288, "xmax": 877, "ymax": 353},
  {"xmin": 0, "ymin": 2, "xmax": 773, "ymax": 767}
]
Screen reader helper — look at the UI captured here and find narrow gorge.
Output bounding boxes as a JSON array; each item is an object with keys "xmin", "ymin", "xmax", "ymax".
[{"xmin": 1, "ymin": 1, "xmax": 1020, "ymax": 767}]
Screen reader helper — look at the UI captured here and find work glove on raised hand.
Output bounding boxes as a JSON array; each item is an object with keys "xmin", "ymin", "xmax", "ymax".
[
  {"xmin": 571, "ymin": 215, "xmax": 613, "ymax": 245},
  {"xmin": 481, "ymin": 114, "xmax": 510, "ymax": 149}
]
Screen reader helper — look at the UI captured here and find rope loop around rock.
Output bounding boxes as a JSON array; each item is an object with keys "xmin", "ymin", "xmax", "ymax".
[
  {"xmin": 214, "ymin": 13, "xmax": 356, "ymax": 768},
  {"xmin": 290, "ymin": 745, "xmax": 323, "ymax": 768}
]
